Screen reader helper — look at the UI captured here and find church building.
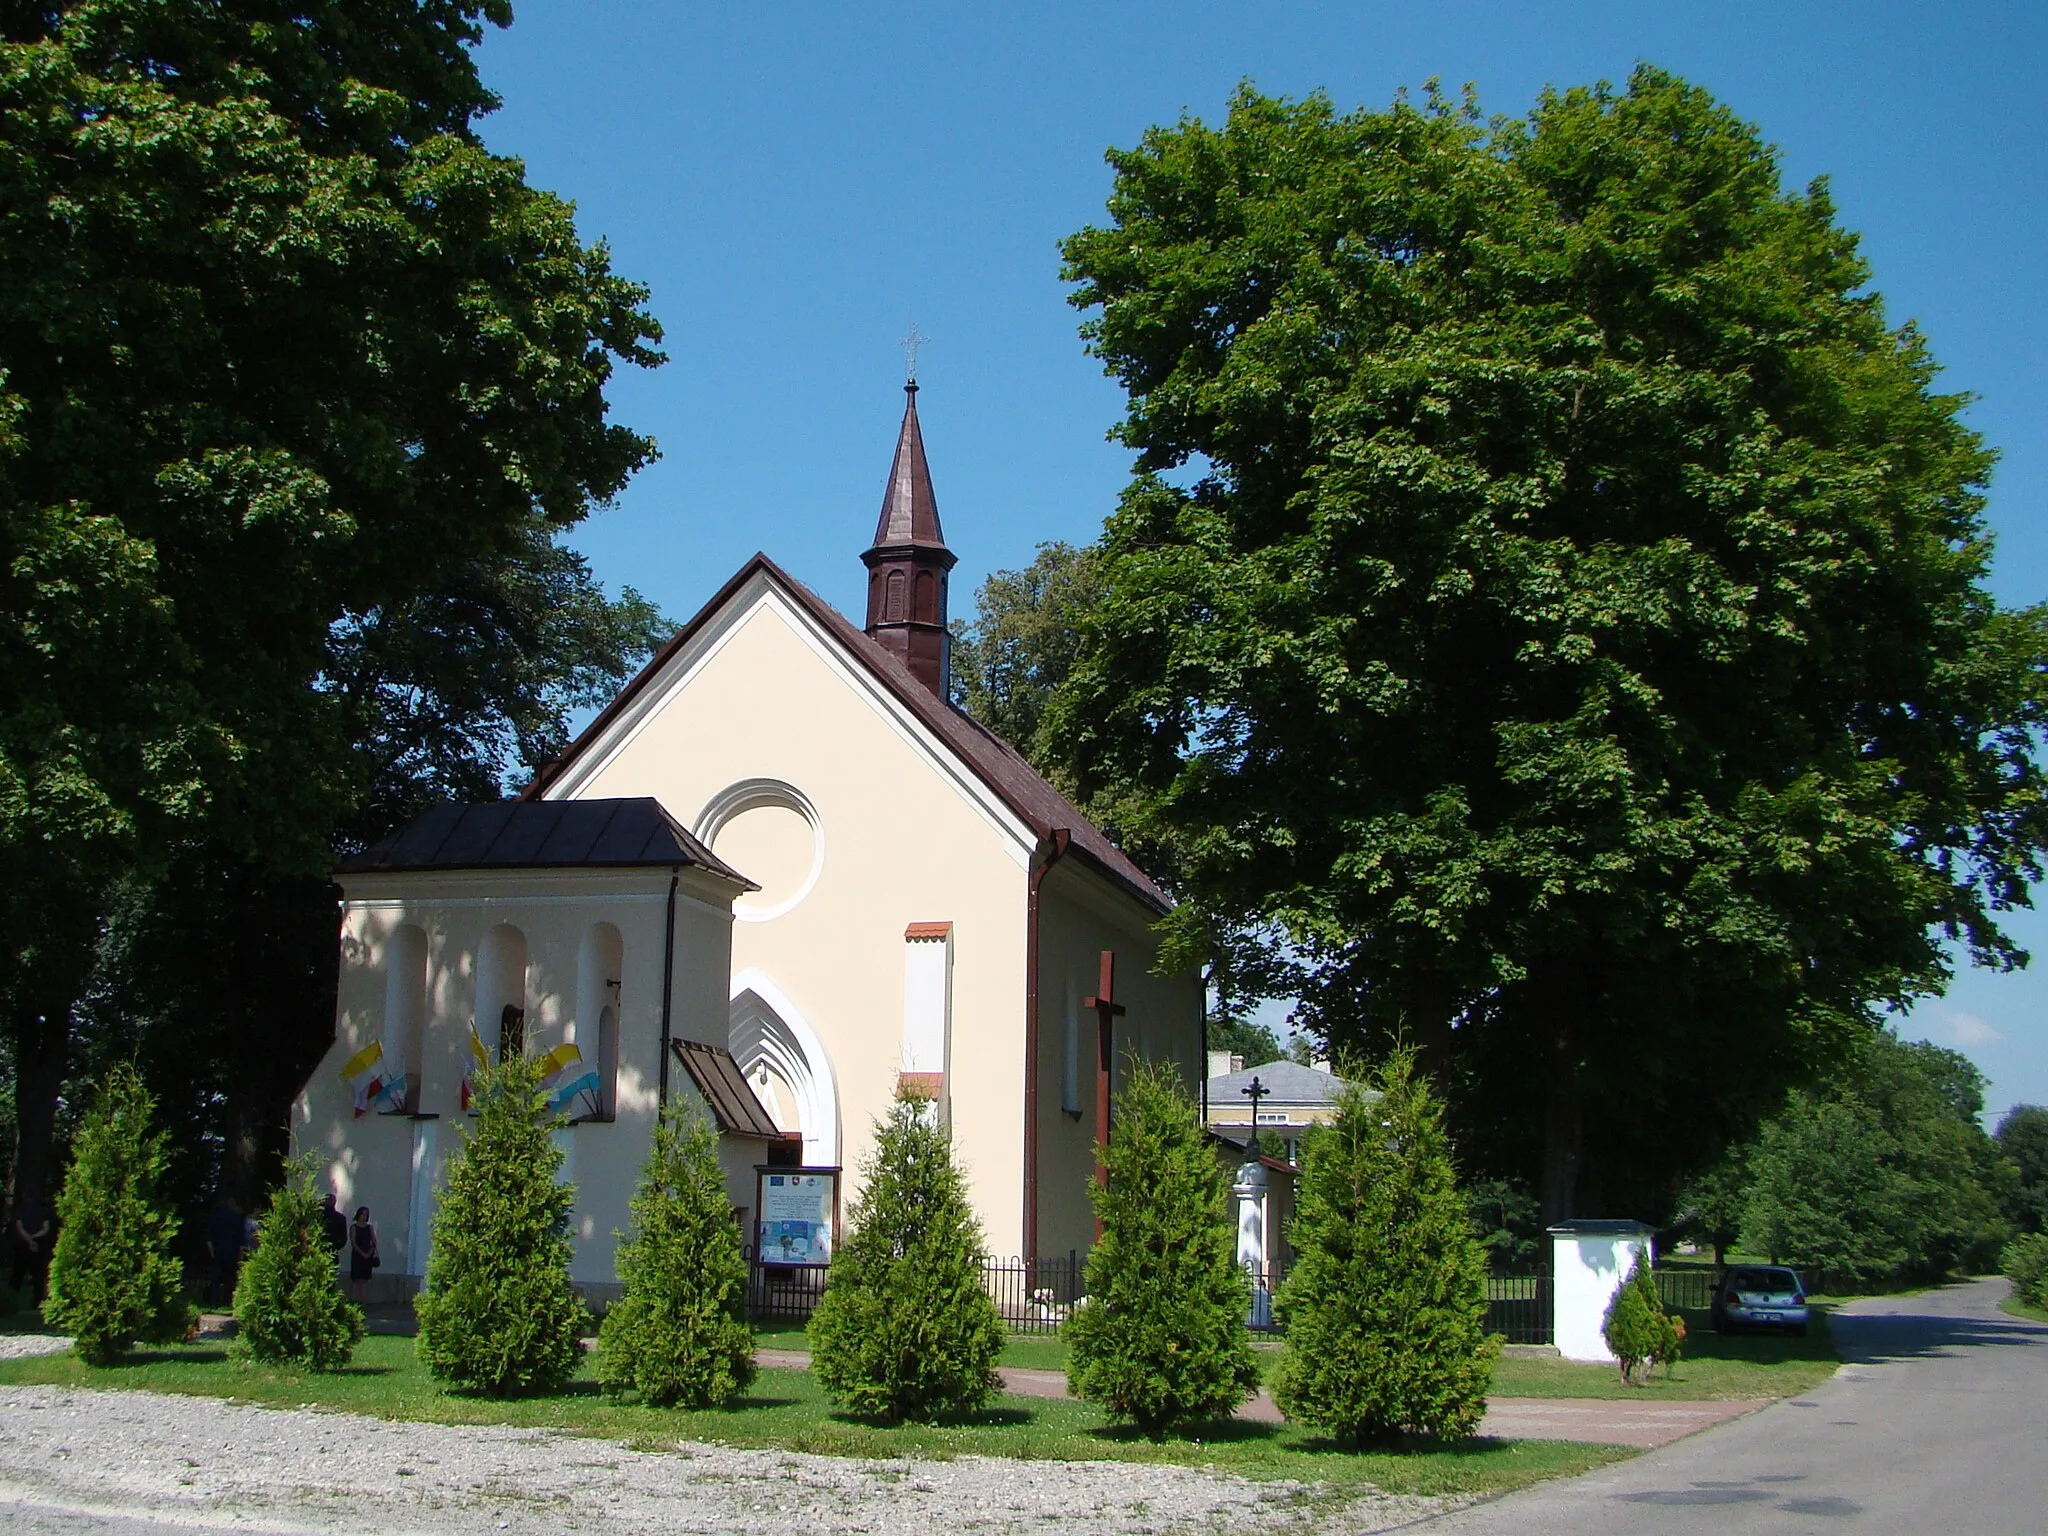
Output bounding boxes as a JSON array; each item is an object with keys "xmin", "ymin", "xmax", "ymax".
[{"xmin": 292, "ymin": 383, "xmax": 1205, "ymax": 1296}]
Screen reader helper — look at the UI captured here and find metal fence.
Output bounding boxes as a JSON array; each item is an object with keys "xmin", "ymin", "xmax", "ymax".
[
  {"xmin": 1653, "ymin": 1266, "xmax": 1715, "ymax": 1313},
  {"xmin": 1484, "ymin": 1273, "xmax": 1553, "ymax": 1344},
  {"xmin": 747, "ymin": 1257, "xmax": 1705, "ymax": 1344},
  {"xmin": 747, "ymin": 1255, "xmax": 1289, "ymax": 1333}
]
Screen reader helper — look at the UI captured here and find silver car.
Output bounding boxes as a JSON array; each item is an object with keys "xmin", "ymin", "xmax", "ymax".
[{"xmin": 1710, "ymin": 1265, "xmax": 1812, "ymax": 1336}]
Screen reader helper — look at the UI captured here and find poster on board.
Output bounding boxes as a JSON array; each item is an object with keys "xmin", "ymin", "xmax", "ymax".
[{"xmin": 757, "ymin": 1169, "xmax": 836, "ymax": 1266}]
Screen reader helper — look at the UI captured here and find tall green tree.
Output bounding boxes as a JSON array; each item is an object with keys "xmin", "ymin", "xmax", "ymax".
[
  {"xmin": 232, "ymin": 1156, "xmax": 365, "ymax": 1371},
  {"xmin": 415, "ymin": 1054, "xmax": 586, "ymax": 1396},
  {"xmin": 1272, "ymin": 1055, "xmax": 1495, "ymax": 1442},
  {"xmin": 1065, "ymin": 1060, "xmax": 1259, "ymax": 1439},
  {"xmin": 808, "ymin": 1094, "xmax": 1004, "ymax": 1424},
  {"xmin": 1739, "ymin": 1031, "xmax": 2010, "ymax": 1282},
  {"xmin": 597, "ymin": 1098, "xmax": 756, "ymax": 1409},
  {"xmin": 1996, "ymin": 1105, "xmax": 2048, "ymax": 1235},
  {"xmin": 1051, "ymin": 69, "xmax": 2048, "ymax": 1218},
  {"xmin": 0, "ymin": 1, "xmax": 663, "ymax": 1209},
  {"xmin": 950, "ymin": 541, "xmax": 1102, "ymax": 759},
  {"xmin": 42, "ymin": 1063, "xmax": 193, "ymax": 1363}
]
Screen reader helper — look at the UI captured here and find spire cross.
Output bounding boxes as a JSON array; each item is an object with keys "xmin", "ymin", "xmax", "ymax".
[{"xmin": 900, "ymin": 321, "xmax": 930, "ymax": 384}]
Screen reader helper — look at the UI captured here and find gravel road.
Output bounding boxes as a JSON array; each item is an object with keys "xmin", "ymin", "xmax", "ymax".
[{"xmin": 0, "ymin": 1347, "xmax": 1456, "ymax": 1536}]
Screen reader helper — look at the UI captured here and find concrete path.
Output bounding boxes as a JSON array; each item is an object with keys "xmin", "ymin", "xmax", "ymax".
[
  {"xmin": 1411, "ymin": 1276, "xmax": 2048, "ymax": 1533},
  {"xmin": 757, "ymin": 1346, "xmax": 1764, "ymax": 1447}
]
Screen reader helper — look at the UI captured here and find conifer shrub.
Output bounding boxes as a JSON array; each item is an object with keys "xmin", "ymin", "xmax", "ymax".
[
  {"xmin": 1271, "ymin": 1051, "xmax": 1497, "ymax": 1443},
  {"xmin": 232, "ymin": 1158, "xmax": 365, "ymax": 1370},
  {"xmin": 415, "ymin": 1054, "xmax": 586, "ymax": 1395},
  {"xmin": 808, "ymin": 1093, "xmax": 1003, "ymax": 1423},
  {"xmin": 2002, "ymin": 1231, "xmax": 2048, "ymax": 1309},
  {"xmin": 598, "ymin": 1097, "xmax": 756, "ymax": 1407},
  {"xmin": 1065, "ymin": 1059, "xmax": 1260, "ymax": 1439},
  {"xmin": 42, "ymin": 1063, "xmax": 195, "ymax": 1364},
  {"xmin": 1603, "ymin": 1251, "xmax": 1681, "ymax": 1385}
]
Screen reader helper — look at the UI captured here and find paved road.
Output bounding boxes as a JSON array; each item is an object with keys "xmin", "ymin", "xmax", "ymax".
[{"xmin": 1416, "ymin": 1276, "xmax": 2048, "ymax": 1534}]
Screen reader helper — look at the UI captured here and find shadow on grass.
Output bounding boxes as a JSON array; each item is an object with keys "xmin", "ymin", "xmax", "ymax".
[
  {"xmin": 830, "ymin": 1405, "xmax": 1037, "ymax": 1430},
  {"xmin": 111, "ymin": 1348, "xmax": 230, "ymax": 1367},
  {"xmin": 1088, "ymin": 1417, "xmax": 1284, "ymax": 1448}
]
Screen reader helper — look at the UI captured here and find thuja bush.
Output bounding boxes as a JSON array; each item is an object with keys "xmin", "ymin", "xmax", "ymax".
[
  {"xmin": 416, "ymin": 1054, "xmax": 586, "ymax": 1395},
  {"xmin": 1066, "ymin": 1060, "xmax": 1260, "ymax": 1439},
  {"xmin": 233, "ymin": 1158, "xmax": 365, "ymax": 1370},
  {"xmin": 2003, "ymin": 1231, "xmax": 2048, "ymax": 1309},
  {"xmin": 1272, "ymin": 1052, "xmax": 1497, "ymax": 1442},
  {"xmin": 808, "ymin": 1093, "xmax": 1003, "ymax": 1423},
  {"xmin": 598, "ymin": 1097, "xmax": 756, "ymax": 1407},
  {"xmin": 1603, "ymin": 1251, "xmax": 1682, "ymax": 1385},
  {"xmin": 43, "ymin": 1063, "xmax": 195, "ymax": 1364}
]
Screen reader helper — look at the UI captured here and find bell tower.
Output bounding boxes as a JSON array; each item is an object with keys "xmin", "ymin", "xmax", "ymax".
[{"xmin": 862, "ymin": 381, "xmax": 957, "ymax": 698}]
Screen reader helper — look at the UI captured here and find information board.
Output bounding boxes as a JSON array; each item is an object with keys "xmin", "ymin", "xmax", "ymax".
[{"xmin": 756, "ymin": 1169, "xmax": 836, "ymax": 1266}]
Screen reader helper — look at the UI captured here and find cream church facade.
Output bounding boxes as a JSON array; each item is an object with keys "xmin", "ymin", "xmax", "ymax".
[{"xmin": 293, "ymin": 384, "xmax": 1204, "ymax": 1295}]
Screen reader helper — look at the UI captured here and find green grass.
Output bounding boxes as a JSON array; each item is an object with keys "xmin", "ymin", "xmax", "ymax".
[
  {"xmin": 1488, "ymin": 1311, "xmax": 1838, "ymax": 1401},
  {"xmin": 2000, "ymin": 1294, "xmax": 2048, "ymax": 1324},
  {"xmin": 0, "ymin": 1332, "xmax": 1628, "ymax": 1499},
  {"xmin": 756, "ymin": 1316, "xmax": 1837, "ymax": 1402}
]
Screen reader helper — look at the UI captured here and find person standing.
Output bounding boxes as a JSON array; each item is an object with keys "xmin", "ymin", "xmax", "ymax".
[
  {"xmin": 348, "ymin": 1206, "xmax": 379, "ymax": 1303},
  {"xmin": 321, "ymin": 1192, "xmax": 348, "ymax": 1259},
  {"xmin": 8, "ymin": 1195, "xmax": 53, "ymax": 1306},
  {"xmin": 204, "ymin": 1196, "xmax": 245, "ymax": 1307}
]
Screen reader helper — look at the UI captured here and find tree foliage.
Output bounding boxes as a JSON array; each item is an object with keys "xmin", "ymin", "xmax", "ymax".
[
  {"xmin": 1739, "ymin": 1031, "xmax": 2010, "ymax": 1283},
  {"xmin": 232, "ymin": 1157, "xmax": 364, "ymax": 1371},
  {"xmin": 597, "ymin": 1097, "xmax": 756, "ymax": 1408},
  {"xmin": 1995, "ymin": 1105, "xmax": 2048, "ymax": 1236},
  {"xmin": 42, "ymin": 1063, "xmax": 193, "ymax": 1363},
  {"xmin": 2002, "ymin": 1232, "xmax": 2048, "ymax": 1310},
  {"xmin": 415, "ymin": 1055, "xmax": 586, "ymax": 1396},
  {"xmin": 1272, "ymin": 1054, "xmax": 1495, "ymax": 1442},
  {"xmin": 950, "ymin": 541, "xmax": 1102, "ymax": 759},
  {"xmin": 808, "ymin": 1095, "xmax": 1003, "ymax": 1424},
  {"xmin": 1050, "ymin": 69, "xmax": 2048, "ymax": 1219},
  {"xmin": 1066, "ymin": 1060, "xmax": 1259, "ymax": 1438},
  {"xmin": 1602, "ymin": 1251, "xmax": 1681, "ymax": 1385},
  {"xmin": 0, "ymin": 0, "xmax": 664, "ymax": 1208}
]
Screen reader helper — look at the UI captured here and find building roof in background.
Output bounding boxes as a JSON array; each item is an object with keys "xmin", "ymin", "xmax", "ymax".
[
  {"xmin": 339, "ymin": 797, "xmax": 755, "ymax": 886},
  {"xmin": 1205, "ymin": 1059, "xmax": 1350, "ymax": 1107}
]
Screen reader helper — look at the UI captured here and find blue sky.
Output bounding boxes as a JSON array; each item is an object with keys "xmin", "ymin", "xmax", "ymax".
[{"xmin": 473, "ymin": 2, "xmax": 2047, "ymax": 1124}]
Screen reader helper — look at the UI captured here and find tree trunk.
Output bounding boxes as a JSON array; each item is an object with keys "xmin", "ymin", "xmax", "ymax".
[
  {"xmin": 1540, "ymin": 1004, "xmax": 1583, "ymax": 1225},
  {"xmin": 6, "ymin": 1021, "xmax": 68, "ymax": 1208}
]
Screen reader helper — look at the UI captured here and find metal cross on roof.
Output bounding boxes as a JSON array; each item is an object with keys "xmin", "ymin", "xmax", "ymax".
[
  {"xmin": 900, "ymin": 321, "xmax": 930, "ymax": 384},
  {"xmin": 1241, "ymin": 1073, "xmax": 1273, "ymax": 1153}
]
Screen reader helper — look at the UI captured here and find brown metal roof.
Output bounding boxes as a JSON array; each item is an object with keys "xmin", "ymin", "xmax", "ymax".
[
  {"xmin": 870, "ymin": 383, "xmax": 947, "ymax": 552},
  {"xmin": 671, "ymin": 1038, "xmax": 785, "ymax": 1139},
  {"xmin": 523, "ymin": 554, "xmax": 1171, "ymax": 915},
  {"xmin": 340, "ymin": 797, "xmax": 754, "ymax": 887}
]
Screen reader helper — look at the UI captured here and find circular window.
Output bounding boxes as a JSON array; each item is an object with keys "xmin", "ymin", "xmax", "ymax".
[{"xmin": 695, "ymin": 780, "xmax": 824, "ymax": 922}]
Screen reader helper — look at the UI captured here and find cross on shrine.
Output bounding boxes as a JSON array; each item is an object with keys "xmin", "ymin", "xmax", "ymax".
[
  {"xmin": 1083, "ymin": 949, "xmax": 1126, "ymax": 1240},
  {"xmin": 1240, "ymin": 1073, "xmax": 1271, "ymax": 1154}
]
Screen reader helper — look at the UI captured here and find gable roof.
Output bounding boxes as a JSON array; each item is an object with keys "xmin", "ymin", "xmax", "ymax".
[
  {"xmin": 523, "ymin": 554, "xmax": 1170, "ymax": 914},
  {"xmin": 1205, "ymin": 1059, "xmax": 1352, "ymax": 1107},
  {"xmin": 340, "ymin": 797, "xmax": 753, "ymax": 886}
]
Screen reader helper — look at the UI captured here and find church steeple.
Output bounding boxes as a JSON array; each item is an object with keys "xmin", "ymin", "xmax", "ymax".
[{"xmin": 862, "ymin": 381, "xmax": 957, "ymax": 698}]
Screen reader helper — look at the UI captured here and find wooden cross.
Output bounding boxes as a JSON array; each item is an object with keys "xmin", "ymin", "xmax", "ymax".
[
  {"xmin": 1083, "ymin": 950, "xmax": 1126, "ymax": 1240},
  {"xmin": 1240, "ymin": 1074, "xmax": 1271, "ymax": 1154}
]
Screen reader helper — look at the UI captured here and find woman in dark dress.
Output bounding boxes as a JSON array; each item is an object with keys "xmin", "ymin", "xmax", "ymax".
[{"xmin": 348, "ymin": 1206, "xmax": 378, "ymax": 1302}]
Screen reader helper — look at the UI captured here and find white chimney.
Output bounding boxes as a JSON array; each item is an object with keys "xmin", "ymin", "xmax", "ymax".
[{"xmin": 1206, "ymin": 1050, "xmax": 1233, "ymax": 1081}]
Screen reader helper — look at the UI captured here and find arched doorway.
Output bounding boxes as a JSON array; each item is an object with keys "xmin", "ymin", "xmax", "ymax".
[{"xmin": 728, "ymin": 969, "xmax": 839, "ymax": 1167}]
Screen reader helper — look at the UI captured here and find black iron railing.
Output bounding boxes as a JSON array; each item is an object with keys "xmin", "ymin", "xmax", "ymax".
[{"xmin": 1484, "ymin": 1272, "xmax": 1553, "ymax": 1344}]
